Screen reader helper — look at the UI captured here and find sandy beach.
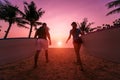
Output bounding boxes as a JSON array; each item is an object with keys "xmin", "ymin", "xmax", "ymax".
[{"xmin": 0, "ymin": 48, "xmax": 120, "ymax": 80}]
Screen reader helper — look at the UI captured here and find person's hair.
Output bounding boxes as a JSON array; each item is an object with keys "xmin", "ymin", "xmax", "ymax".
[
  {"xmin": 42, "ymin": 23, "xmax": 47, "ymax": 26},
  {"xmin": 71, "ymin": 22, "xmax": 77, "ymax": 26},
  {"xmin": 42, "ymin": 22, "xmax": 50, "ymax": 30}
]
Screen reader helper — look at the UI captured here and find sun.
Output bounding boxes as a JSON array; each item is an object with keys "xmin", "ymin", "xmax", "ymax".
[{"xmin": 57, "ymin": 41, "xmax": 62, "ymax": 47}]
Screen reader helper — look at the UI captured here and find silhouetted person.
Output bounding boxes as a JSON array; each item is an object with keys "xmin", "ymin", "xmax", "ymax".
[
  {"xmin": 34, "ymin": 23, "xmax": 51, "ymax": 68},
  {"xmin": 66, "ymin": 22, "xmax": 83, "ymax": 71}
]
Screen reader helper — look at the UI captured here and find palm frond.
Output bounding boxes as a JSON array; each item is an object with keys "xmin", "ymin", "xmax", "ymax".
[
  {"xmin": 24, "ymin": 1, "xmax": 28, "ymax": 6},
  {"xmin": 32, "ymin": 22, "xmax": 41, "ymax": 26},
  {"xmin": 4, "ymin": 0, "xmax": 11, "ymax": 5},
  {"xmin": 106, "ymin": 0, "xmax": 120, "ymax": 9},
  {"xmin": 17, "ymin": 23, "xmax": 29, "ymax": 29},
  {"xmin": 106, "ymin": 7, "xmax": 120, "ymax": 15},
  {"xmin": 87, "ymin": 22, "xmax": 94, "ymax": 28},
  {"xmin": 16, "ymin": 8, "xmax": 25, "ymax": 16},
  {"xmin": 38, "ymin": 8, "xmax": 45, "ymax": 16},
  {"xmin": 16, "ymin": 18, "xmax": 29, "ymax": 24},
  {"xmin": 24, "ymin": 5, "xmax": 29, "ymax": 15},
  {"xmin": 79, "ymin": 18, "xmax": 94, "ymax": 34},
  {"xmin": 35, "ymin": 21, "xmax": 42, "ymax": 25}
]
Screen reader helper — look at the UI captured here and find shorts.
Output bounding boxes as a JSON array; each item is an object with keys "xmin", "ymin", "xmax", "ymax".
[
  {"xmin": 73, "ymin": 37, "xmax": 83, "ymax": 44},
  {"xmin": 36, "ymin": 39, "xmax": 48, "ymax": 50}
]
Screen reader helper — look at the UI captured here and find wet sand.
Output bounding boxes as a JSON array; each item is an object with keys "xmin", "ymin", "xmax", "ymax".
[{"xmin": 0, "ymin": 48, "xmax": 120, "ymax": 80}]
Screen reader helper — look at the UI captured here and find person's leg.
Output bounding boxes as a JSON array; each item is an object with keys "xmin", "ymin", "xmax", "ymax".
[
  {"xmin": 34, "ymin": 50, "xmax": 40, "ymax": 68},
  {"xmin": 43, "ymin": 39, "xmax": 49, "ymax": 63},
  {"xmin": 73, "ymin": 43, "xmax": 84, "ymax": 70},
  {"xmin": 78, "ymin": 43, "xmax": 84, "ymax": 71},
  {"xmin": 45, "ymin": 50, "xmax": 49, "ymax": 63},
  {"xmin": 73, "ymin": 43, "xmax": 81, "ymax": 63}
]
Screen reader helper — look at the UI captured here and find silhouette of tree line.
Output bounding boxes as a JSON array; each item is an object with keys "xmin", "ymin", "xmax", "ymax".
[
  {"xmin": 79, "ymin": 0, "xmax": 120, "ymax": 34},
  {"xmin": 0, "ymin": 0, "xmax": 119, "ymax": 38},
  {"xmin": 79, "ymin": 18, "xmax": 120, "ymax": 33},
  {"xmin": 94, "ymin": 18, "xmax": 120, "ymax": 32}
]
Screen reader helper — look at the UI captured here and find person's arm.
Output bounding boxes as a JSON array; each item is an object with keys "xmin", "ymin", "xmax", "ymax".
[
  {"xmin": 46, "ymin": 28, "xmax": 51, "ymax": 45},
  {"xmin": 47, "ymin": 32, "xmax": 51, "ymax": 45},
  {"xmin": 66, "ymin": 31, "xmax": 72, "ymax": 43}
]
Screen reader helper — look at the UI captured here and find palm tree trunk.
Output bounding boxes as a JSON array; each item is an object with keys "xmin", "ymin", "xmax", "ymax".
[
  {"xmin": 28, "ymin": 23, "xmax": 33, "ymax": 38},
  {"xmin": 4, "ymin": 22, "xmax": 12, "ymax": 39}
]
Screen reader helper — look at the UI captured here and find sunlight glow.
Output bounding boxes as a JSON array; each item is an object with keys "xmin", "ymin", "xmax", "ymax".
[{"xmin": 57, "ymin": 41, "xmax": 62, "ymax": 47}]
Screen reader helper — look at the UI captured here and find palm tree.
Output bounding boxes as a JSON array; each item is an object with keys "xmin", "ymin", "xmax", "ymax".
[
  {"xmin": 113, "ymin": 18, "xmax": 120, "ymax": 26},
  {"xmin": 0, "ymin": 0, "xmax": 27, "ymax": 39},
  {"xmin": 21, "ymin": 1, "xmax": 45, "ymax": 38},
  {"xmin": 79, "ymin": 18, "xmax": 94, "ymax": 35},
  {"xmin": 106, "ymin": 0, "xmax": 120, "ymax": 15}
]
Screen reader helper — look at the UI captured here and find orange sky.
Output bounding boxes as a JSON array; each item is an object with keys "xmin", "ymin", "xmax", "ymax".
[{"xmin": 0, "ymin": 0, "xmax": 119, "ymax": 48}]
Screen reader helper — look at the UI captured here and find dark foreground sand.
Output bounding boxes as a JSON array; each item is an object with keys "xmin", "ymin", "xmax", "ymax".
[{"xmin": 0, "ymin": 48, "xmax": 120, "ymax": 80}]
